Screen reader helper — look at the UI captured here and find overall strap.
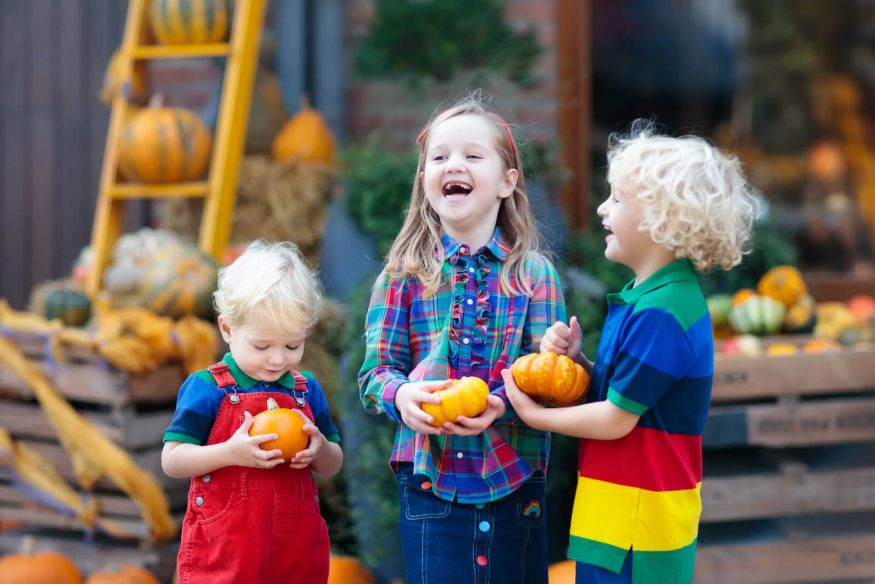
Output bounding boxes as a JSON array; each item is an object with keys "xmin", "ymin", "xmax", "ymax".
[
  {"xmin": 291, "ymin": 370, "xmax": 309, "ymax": 393},
  {"xmin": 208, "ymin": 362, "xmax": 237, "ymax": 388}
]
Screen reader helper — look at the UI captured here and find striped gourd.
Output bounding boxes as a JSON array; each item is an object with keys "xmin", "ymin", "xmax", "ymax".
[
  {"xmin": 138, "ymin": 245, "xmax": 218, "ymax": 319},
  {"xmin": 149, "ymin": 0, "xmax": 230, "ymax": 46},
  {"xmin": 728, "ymin": 294, "xmax": 786, "ymax": 336},
  {"xmin": 118, "ymin": 103, "xmax": 212, "ymax": 183}
]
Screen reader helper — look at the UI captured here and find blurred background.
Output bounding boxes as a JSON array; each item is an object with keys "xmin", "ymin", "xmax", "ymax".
[{"xmin": 1, "ymin": 1, "xmax": 874, "ymax": 583}]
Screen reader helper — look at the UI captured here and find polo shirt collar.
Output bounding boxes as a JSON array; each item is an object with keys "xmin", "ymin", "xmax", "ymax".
[
  {"xmin": 222, "ymin": 352, "xmax": 296, "ymax": 389},
  {"xmin": 440, "ymin": 228, "xmax": 509, "ymax": 261},
  {"xmin": 608, "ymin": 259, "xmax": 698, "ymax": 305}
]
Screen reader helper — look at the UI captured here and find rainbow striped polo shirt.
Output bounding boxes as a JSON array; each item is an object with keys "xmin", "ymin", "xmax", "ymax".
[{"xmin": 568, "ymin": 259, "xmax": 712, "ymax": 584}]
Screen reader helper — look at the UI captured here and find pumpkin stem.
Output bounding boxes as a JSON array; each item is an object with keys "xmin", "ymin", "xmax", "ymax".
[
  {"xmin": 266, "ymin": 397, "xmax": 279, "ymax": 410},
  {"xmin": 148, "ymin": 93, "xmax": 165, "ymax": 109}
]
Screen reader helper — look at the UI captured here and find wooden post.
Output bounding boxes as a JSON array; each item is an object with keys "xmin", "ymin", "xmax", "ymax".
[{"xmin": 557, "ymin": 0, "xmax": 591, "ymax": 230}]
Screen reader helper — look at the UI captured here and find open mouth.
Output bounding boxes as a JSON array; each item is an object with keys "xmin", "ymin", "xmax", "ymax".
[{"xmin": 442, "ymin": 182, "xmax": 472, "ymax": 197}]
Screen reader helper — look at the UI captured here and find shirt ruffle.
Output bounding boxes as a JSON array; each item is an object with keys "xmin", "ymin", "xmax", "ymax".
[{"xmin": 447, "ymin": 246, "xmax": 492, "ymax": 369}]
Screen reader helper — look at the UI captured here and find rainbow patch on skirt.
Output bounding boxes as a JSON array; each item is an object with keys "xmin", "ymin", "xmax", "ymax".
[{"xmin": 522, "ymin": 500, "xmax": 541, "ymax": 518}]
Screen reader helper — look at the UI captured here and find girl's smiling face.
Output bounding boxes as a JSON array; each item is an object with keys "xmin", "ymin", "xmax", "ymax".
[
  {"xmin": 420, "ymin": 114, "xmax": 518, "ymax": 248},
  {"xmin": 218, "ymin": 315, "xmax": 306, "ymax": 382}
]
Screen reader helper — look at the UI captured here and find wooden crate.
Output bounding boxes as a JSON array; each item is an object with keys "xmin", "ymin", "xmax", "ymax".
[
  {"xmin": 696, "ymin": 343, "xmax": 875, "ymax": 583},
  {"xmin": 695, "ymin": 512, "xmax": 875, "ymax": 584},
  {"xmin": 0, "ymin": 332, "xmax": 187, "ymax": 544}
]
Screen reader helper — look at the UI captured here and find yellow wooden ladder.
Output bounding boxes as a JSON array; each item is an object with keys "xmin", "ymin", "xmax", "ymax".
[{"xmin": 86, "ymin": 0, "xmax": 268, "ymax": 297}]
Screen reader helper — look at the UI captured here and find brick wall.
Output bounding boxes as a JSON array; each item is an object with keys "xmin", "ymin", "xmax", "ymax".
[{"xmin": 343, "ymin": 0, "xmax": 560, "ymax": 153}]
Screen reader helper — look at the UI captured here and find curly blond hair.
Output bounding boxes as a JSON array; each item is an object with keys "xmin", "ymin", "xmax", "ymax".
[
  {"xmin": 607, "ymin": 121, "xmax": 759, "ymax": 271},
  {"xmin": 213, "ymin": 240, "xmax": 321, "ymax": 334}
]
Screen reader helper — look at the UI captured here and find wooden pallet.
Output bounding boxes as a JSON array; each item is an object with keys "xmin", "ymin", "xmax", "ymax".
[
  {"xmin": 0, "ymin": 331, "xmax": 187, "ymax": 544},
  {"xmin": 697, "ymin": 342, "xmax": 875, "ymax": 583},
  {"xmin": 695, "ymin": 512, "xmax": 875, "ymax": 584}
]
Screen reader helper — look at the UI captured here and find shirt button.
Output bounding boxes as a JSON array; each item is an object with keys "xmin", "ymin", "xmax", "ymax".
[
  {"xmin": 476, "ymin": 555, "xmax": 488, "ymax": 567},
  {"xmin": 456, "ymin": 451, "xmax": 463, "ymax": 459},
  {"xmin": 466, "ymin": 298, "xmax": 473, "ymax": 305},
  {"xmin": 468, "ymin": 267, "xmax": 475, "ymax": 273},
  {"xmin": 475, "ymin": 503, "xmax": 485, "ymax": 509},
  {"xmin": 201, "ymin": 474, "xmax": 211, "ymax": 483},
  {"xmin": 479, "ymin": 521, "xmax": 490, "ymax": 532},
  {"xmin": 462, "ymin": 338, "xmax": 470, "ymax": 345},
  {"xmin": 195, "ymin": 496, "xmax": 204, "ymax": 506}
]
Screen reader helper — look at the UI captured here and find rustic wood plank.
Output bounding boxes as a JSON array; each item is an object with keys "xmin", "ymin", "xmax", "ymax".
[
  {"xmin": 0, "ymin": 358, "xmax": 184, "ymax": 407},
  {"xmin": 695, "ymin": 532, "xmax": 875, "ymax": 583},
  {"xmin": 0, "ymin": 0, "xmax": 31, "ymax": 310},
  {"xmin": 29, "ymin": 0, "xmax": 55, "ymax": 285},
  {"xmin": 705, "ymin": 397, "xmax": 875, "ymax": 448},
  {"xmin": 702, "ymin": 465, "xmax": 875, "ymax": 523},
  {"xmin": 712, "ymin": 348, "xmax": 875, "ymax": 402},
  {"xmin": 0, "ymin": 400, "xmax": 174, "ymax": 449}
]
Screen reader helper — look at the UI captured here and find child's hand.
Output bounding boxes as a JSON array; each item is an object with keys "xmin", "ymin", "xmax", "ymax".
[
  {"xmin": 441, "ymin": 394, "xmax": 506, "ymax": 436},
  {"xmin": 501, "ymin": 369, "xmax": 545, "ymax": 427},
  {"xmin": 395, "ymin": 380, "xmax": 452, "ymax": 435},
  {"xmin": 289, "ymin": 410, "xmax": 320, "ymax": 469},
  {"xmin": 540, "ymin": 316, "xmax": 583, "ymax": 359},
  {"xmin": 226, "ymin": 411, "xmax": 286, "ymax": 469}
]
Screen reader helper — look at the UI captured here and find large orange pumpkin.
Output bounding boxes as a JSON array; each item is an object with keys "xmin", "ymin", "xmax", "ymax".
[
  {"xmin": 422, "ymin": 377, "xmax": 489, "ymax": 427},
  {"xmin": 149, "ymin": 0, "xmax": 230, "ymax": 46},
  {"xmin": 511, "ymin": 352, "xmax": 590, "ymax": 406},
  {"xmin": 250, "ymin": 397, "xmax": 309, "ymax": 459},
  {"xmin": 85, "ymin": 565, "xmax": 160, "ymax": 584},
  {"xmin": 118, "ymin": 101, "xmax": 212, "ymax": 183},
  {"xmin": 272, "ymin": 97, "xmax": 336, "ymax": 165},
  {"xmin": 0, "ymin": 550, "xmax": 83, "ymax": 584},
  {"xmin": 327, "ymin": 555, "xmax": 373, "ymax": 584}
]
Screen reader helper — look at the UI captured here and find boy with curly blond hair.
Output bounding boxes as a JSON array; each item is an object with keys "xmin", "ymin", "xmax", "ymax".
[{"xmin": 503, "ymin": 120, "xmax": 759, "ymax": 584}]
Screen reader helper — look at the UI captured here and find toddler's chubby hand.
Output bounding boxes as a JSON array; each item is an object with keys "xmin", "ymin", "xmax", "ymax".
[
  {"xmin": 395, "ymin": 380, "xmax": 453, "ymax": 435},
  {"xmin": 227, "ymin": 411, "xmax": 286, "ymax": 469},
  {"xmin": 540, "ymin": 316, "xmax": 583, "ymax": 359},
  {"xmin": 289, "ymin": 409, "xmax": 321, "ymax": 469}
]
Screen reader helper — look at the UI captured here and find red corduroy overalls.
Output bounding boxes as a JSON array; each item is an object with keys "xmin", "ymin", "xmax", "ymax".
[{"xmin": 176, "ymin": 362, "xmax": 330, "ymax": 584}]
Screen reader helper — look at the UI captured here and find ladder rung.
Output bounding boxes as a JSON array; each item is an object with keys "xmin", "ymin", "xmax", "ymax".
[
  {"xmin": 129, "ymin": 44, "xmax": 231, "ymax": 60},
  {"xmin": 110, "ymin": 182, "xmax": 210, "ymax": 199}
]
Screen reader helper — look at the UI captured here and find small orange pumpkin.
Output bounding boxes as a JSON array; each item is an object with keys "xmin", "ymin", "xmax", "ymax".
[
  {"xmin": 249, "ymin": 397, "xmax": 309, "ymax": 459},
  {"xmin": 0, "ymin": 549, "xmax": 83, "ymax": 584},
  {"xmin": 272, "ymin": 96, "xmax": 336, "ymax": 165},
  {"xmin": 422, "ymin": 377, "xmax": 489, "ymax": 427},
  {"xmin": 118, "ymin": 98, "xmax": 213, "ymax": 184},
  {"xmin": 327, "ymin": 555, "xmax": 374, "ymax": 584},
  {"xmin": 85, "ymin": 564, "xmax": 160, "ymax": 584},
  {"xmin": 757, "ymin": 265, "xmax": 808, "ymax": 308},
  {"xmin": 511, "ymin": 352, "xmax": 590, "ymax": 406},
  {"xmin": 149, "ymin": 0, "xmax": 230, "ymax": 46}
]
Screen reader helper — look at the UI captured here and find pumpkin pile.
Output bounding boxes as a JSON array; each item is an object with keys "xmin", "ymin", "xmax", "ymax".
[
  {"xmin": 510, "ymin": 352, "xmax": 590, "ymax": 406},
  {"xmin": 710, "ymin": 264, "xmax": 875, "ymax": 357},
  {"xmin": 0, "ymin": 541, "xmax": 161, "ymax": 584}
]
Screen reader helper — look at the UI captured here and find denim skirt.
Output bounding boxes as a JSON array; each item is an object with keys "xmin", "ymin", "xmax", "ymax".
[{"xmin": 395, "ymin": 464, "xmax": 548, "ymax": 584}]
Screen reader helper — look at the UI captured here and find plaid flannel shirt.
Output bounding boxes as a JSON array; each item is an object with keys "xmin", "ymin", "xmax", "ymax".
[{"xmin": 358, "ymin": 229, "xmax": 566, "ymax": 504}]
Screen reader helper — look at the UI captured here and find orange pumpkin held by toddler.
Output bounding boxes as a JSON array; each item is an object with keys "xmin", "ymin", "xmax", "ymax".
[
  {"xmin": 249, "ymin": 397, "xmax": 309, "ymax": 459},
  {"xmin": 511, "ymin": 352, "xmax": 590, "ymax": 406},
  {"xmin": 422, "ymin": 377, "xmax": 490, "ymax": 427}
]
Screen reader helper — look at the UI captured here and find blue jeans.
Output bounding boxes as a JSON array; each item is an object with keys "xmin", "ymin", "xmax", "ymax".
[
  {"xmin": 396, "ymin": 465, "xmax": 548, "ymax": 584},
  {"xmin": 576, "ymin": 549, "xmax": 633, "ymax": 584}
]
